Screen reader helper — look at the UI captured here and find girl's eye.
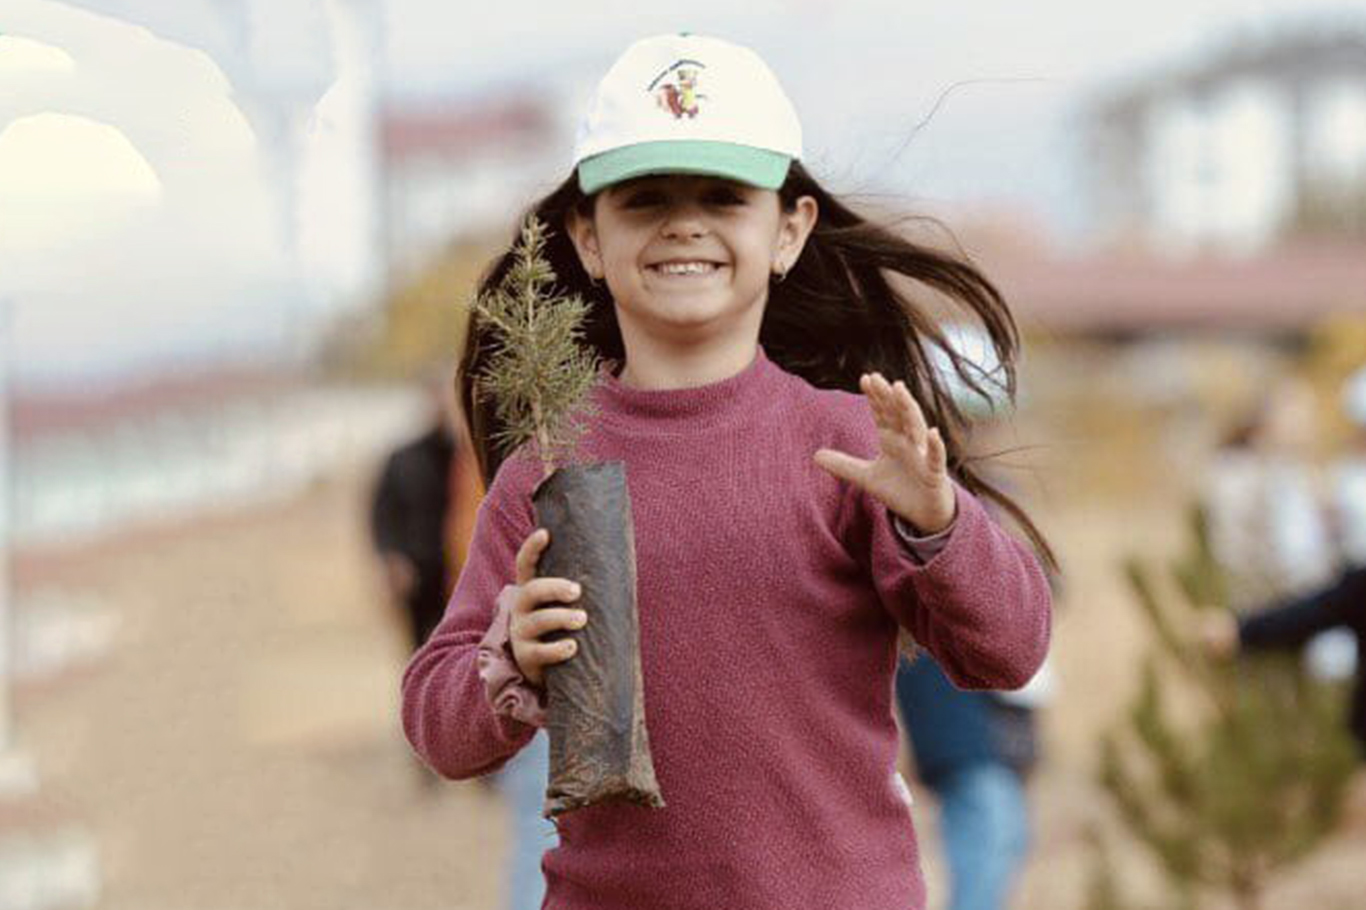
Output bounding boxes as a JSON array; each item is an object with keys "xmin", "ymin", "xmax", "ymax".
[
  {"xmin": 622, "ymin": 191, "xmax": 666, "ymax": 208},
  {"xmin": 618, "ymin": 185, "xmax": 746, "ymax": 208},
  {"xmin": 704, "ymin": 190, "xmax": 746, "ymax": 206}
]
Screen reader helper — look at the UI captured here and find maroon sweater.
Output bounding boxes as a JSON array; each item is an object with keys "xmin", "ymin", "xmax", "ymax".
[{"xmin": 402, "ymin": 347, "xmax": 1052, "ymax": 910}]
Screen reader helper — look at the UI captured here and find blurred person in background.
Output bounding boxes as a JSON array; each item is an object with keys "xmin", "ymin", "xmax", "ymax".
[
  {"xmin": 1202, "ymin": 366, "xmax": 1366, "ymax": 763},
  {"xmin": 894, "ymin": 478, "xmax": 1056, "ymax": 910},
  {"xmin": 370, "ymin": 364, "xmax": 556, "ymax": 910},
  {"xmin": 370, "ymin": 363, "xmax": 476, "ymax": 653},
  {"xmin": 1203, "ymin": 375, "xmax": 1337, "ymax": 611},
  {"xmin": 894, "ymin": 341, "xmax": 1055, "ymax": 910},
  {"xmin": 1329, "ymin": 366, "xmax": 1366, "ymax": 570},
  {"xmin": 895, "ymin": 652, "xmax": 1051, "ymax": 910}
]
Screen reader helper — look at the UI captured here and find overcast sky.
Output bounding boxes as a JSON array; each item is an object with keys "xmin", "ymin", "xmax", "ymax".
[
  {"xmin": 379, "ymin": 0, "xmax": 1366, "ymax": 225},
  {"xmin": 3, "ymin": 0, "xmax": 1366, "ymax": 390}
]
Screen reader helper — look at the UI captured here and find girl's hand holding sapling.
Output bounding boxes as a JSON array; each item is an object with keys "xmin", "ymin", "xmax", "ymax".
[
  {"xmin": 507, "ymin": 528, "xmax": 589, "ymax": 687},
  {"xmin": 814, "ymin": 372, "xmax": 957, "ymax": 535}
]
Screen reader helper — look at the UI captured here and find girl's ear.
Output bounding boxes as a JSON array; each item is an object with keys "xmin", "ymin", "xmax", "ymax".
[
  {"xmin": 775, "ymin": 195, "xmax": 818, "ymax": 274},
  {"xmin": 565, "ymin": 207, "xmax": 604, "ymax": 280}
]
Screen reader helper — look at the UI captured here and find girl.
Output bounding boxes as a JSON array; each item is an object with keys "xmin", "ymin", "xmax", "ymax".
[{"xmin": 402, "ymin": 32, "xmax": 1053, "ymax": 910}]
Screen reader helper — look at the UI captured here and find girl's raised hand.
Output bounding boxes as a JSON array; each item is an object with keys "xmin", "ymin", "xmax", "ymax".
[
  {"xmin": 507, "ymin": 528, "xmax": 588, "ymax": 687},
  {"xmin": 814, "ymin": 372, "xmax": 957, "ymax": 534}
]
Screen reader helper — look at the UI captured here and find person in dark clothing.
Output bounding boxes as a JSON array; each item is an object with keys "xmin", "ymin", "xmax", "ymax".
[
  {"xmin": 371, "ymin": 366, "xmax": 483, "ymax": 651},
  {"xmin": 1206, "ymin": 566, "xmax": 1366, "ymax": 758},
  {"xmin": 371, "ymin": 419, "xmax": 458, "ymax": 650},
  {"xmin": 1200, "ymin": 367, "xmax": 1366, "ymax": 759},
  {"xmin": 895, "ymin": 655, "xmax": 1042, "ymax": 910}
]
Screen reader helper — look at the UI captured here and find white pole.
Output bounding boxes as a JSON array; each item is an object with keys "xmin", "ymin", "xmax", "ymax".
[
  {"xmin": 0, "ymin": 295, "xmax": 31, "ymax": 798},
  {"xmin": 0, "ymin": 296, "xmax": 13, "ymax": 753}
]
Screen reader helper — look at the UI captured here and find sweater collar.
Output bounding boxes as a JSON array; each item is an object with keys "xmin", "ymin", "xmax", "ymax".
[{"xmin": 596, "ymin": 346, "xmax": 779, "ymax": 430}]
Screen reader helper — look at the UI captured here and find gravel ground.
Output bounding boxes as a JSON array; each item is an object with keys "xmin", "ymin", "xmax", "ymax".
[{"xmin": 8, "ymin": 462, "xmax": 1364, "ymax": 910}]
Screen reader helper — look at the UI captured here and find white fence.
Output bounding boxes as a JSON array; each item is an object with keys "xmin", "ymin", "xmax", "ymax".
[{"xmin": 12, "ymin": 384, "xmax": 428, "ymax": 550}]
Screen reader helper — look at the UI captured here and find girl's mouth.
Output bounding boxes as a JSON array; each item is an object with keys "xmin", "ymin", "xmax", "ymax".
[{"xmin": 647, "ymin": 261, "xmax": 723, "ymax": 276}]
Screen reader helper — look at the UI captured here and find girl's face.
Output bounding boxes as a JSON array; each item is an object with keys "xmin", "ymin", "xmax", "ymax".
[{"xmin": 567, "ymin": 175, "xmax": 817, "ymax": 348}]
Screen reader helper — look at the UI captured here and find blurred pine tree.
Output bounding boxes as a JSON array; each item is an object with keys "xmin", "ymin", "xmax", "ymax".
[{"xmin": 1097, "ymin": 504, "xmax": 1357, "ymax": 910}]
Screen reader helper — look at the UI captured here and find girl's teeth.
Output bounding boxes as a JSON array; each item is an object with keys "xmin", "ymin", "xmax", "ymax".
[{"xmin": 656, "ymin": 262, "xmax": 716, "ymax": 275}]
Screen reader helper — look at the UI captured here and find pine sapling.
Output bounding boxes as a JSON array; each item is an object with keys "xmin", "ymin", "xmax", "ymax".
[
  {"xmin": 468, "ymin": 215, "xmax": 663, "ymax": 817},
  {"xmin": 471, "ymin": 215, "xmax": 601, "ymax": 478}
]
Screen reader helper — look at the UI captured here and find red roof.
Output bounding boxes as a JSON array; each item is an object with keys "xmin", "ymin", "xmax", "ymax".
[
  {"xmin": 379, "ymin": 96, "xmax": 554, "ymax": 162},
  {"xmin": 978, "ymin": 242, "xmax": 1366, "ymax": 334},
  {"xmin": 11, "ymin": 366, "xmax": 303, "ymax": 442}
]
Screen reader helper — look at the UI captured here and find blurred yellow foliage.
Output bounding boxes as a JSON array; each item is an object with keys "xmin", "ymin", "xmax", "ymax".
[
  {"xmin": 325, "ymin": 237, "xmax": 501, "ymax": 380},
  {"xmin": 1305, "ymin": 313, "xmax": 1366, "ymax": 445}
]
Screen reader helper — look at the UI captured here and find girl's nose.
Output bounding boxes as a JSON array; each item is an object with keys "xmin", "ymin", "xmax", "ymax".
[{"xmin": 660, "ymin": 206, "xmax": 708, "ymax": 240}]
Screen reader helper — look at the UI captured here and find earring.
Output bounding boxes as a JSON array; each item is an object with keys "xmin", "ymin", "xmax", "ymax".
[{"xmin": 772, "ymin": 263, "xmax": 788, "ymax": 284}]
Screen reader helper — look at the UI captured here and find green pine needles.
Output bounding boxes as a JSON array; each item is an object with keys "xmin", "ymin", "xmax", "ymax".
[
  {"xmin": 471, "ymin": 216, "xmax": 602, "ymax": 479},
  {"xmin": 1096, "ymin": 504, "xmax": 1357, "ymax": 910}
]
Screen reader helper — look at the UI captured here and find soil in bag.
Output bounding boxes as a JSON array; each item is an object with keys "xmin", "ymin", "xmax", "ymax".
[{"xmin": 532, "ymin": 461, "xmax": 664, "ymax": 817}]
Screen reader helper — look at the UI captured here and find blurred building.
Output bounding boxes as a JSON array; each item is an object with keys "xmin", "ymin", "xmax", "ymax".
[
  {"xmin": 10, "ymin": 368, "xmax": 424, "ymax": 551},
  {"xmin": 984, "ymin": 242, "xmax": 1366, "ymax": 340},
  {"xmin": 7, "ymin": 0, "xmax": 386, "ymax": 388},
  {"xmin": 378, "ymin": 93, "xmax": 564, "ymax": 280},
  {"xmin": 1087, "ymin": 27, "xmax": 1366, "ymax": 256}
]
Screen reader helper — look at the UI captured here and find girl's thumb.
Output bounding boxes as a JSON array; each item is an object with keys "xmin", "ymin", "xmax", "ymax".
[{"xmin": 813, "ymin": 448, "xmax": 870, "ymax": 487}]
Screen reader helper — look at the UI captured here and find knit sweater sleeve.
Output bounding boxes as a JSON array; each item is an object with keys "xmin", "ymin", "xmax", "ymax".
[
  {"xmin": 400, "ymin": 455, "xmax": 540, "ymax": 778},
  {"xmin": 822, "ymin": 388, "xmax": 1052, "ymax": 690},
  {"xmin": 860, "ymin": 481, "xmax": 1052, "ymax": 689},
  {"xmin": 1238, "ymin": 566, "xmax": 1366, "ymax": 650}
]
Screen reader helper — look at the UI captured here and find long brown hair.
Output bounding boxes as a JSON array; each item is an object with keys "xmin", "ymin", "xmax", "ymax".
[{"xmin": 460, "ymin": 162, "xmax": 1055, "ymax": 569}]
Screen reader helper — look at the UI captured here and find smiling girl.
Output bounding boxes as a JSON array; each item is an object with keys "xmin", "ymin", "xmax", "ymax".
[{"xmin": 402, "ymin": 33, "xmax": 1053, "ymax": 910}]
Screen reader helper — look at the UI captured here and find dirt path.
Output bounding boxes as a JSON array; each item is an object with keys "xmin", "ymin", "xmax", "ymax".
[
  {"xmin": 10, "ymin": 461, "xmax": 1364, "ymax": 910},
  {"xmin": 13, "ymin": 466, "xmax": 511, "ymax": 910}
]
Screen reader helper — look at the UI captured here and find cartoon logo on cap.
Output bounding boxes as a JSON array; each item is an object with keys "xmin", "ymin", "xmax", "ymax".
[{"xmin": 649, "ymin": 60, "xmax": 706, "ymax": 120}]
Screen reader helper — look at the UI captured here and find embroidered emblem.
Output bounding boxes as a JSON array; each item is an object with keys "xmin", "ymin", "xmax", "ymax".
[{"xmin": 649, "ymin": 59, "xmax": 707, "ymax": 120}]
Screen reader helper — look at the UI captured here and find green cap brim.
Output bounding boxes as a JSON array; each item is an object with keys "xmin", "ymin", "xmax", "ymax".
[{"xmin": 578, "ymin": 141, "xmax": 791, "ymax": 195}]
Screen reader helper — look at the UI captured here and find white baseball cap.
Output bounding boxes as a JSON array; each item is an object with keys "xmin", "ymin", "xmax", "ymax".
[{"xmin": 572, "ymin": 33, "xmax": 803, "ymax": 195}]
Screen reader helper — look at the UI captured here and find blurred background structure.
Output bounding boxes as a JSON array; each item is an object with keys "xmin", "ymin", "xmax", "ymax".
[
  {"xmin": 2, "ymin": 1, "xmax": 1366, "ymax": 908},
  {"xmin": 1087, "ymin": 28, "xmax": 1366, "ymax": 254}
]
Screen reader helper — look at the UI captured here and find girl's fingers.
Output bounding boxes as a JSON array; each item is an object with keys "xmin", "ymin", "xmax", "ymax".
[
  {"xmin": 925, "ymin": 427, "xmax": 948, "ymax": 476},
  {"xmin": 893, "ymin": 380, "xmax": 929, "ymax": 449},
  {"xmin": 868, "ymin": 373, "xmax": 902, "ymax": 432},
  {"xmin": 517, "ymin": 606, "xmax": 589, "ymax": 640},
  {"xmin": 859, "ymin": 374, "xmax": 891, "ymax": 431},
  {"xmin": 515, "ymin": 528, "xmax": 550, "ymax": 586},
  {"xmin": 516, "ymin": 576, "xmax": 581, "ymax": 614},
  {"xmin": 813, "ymin": 448, "xmax": 872, "ymax": 487},
  {"xmin": 525, "ymin": 638, "xmax": 580, "ymax": 668}
]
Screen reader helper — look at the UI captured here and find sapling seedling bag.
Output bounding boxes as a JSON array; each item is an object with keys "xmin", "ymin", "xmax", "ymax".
[{"xmin": 472, "ymin": 217, "xmax": 663, "ymax": 817}]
